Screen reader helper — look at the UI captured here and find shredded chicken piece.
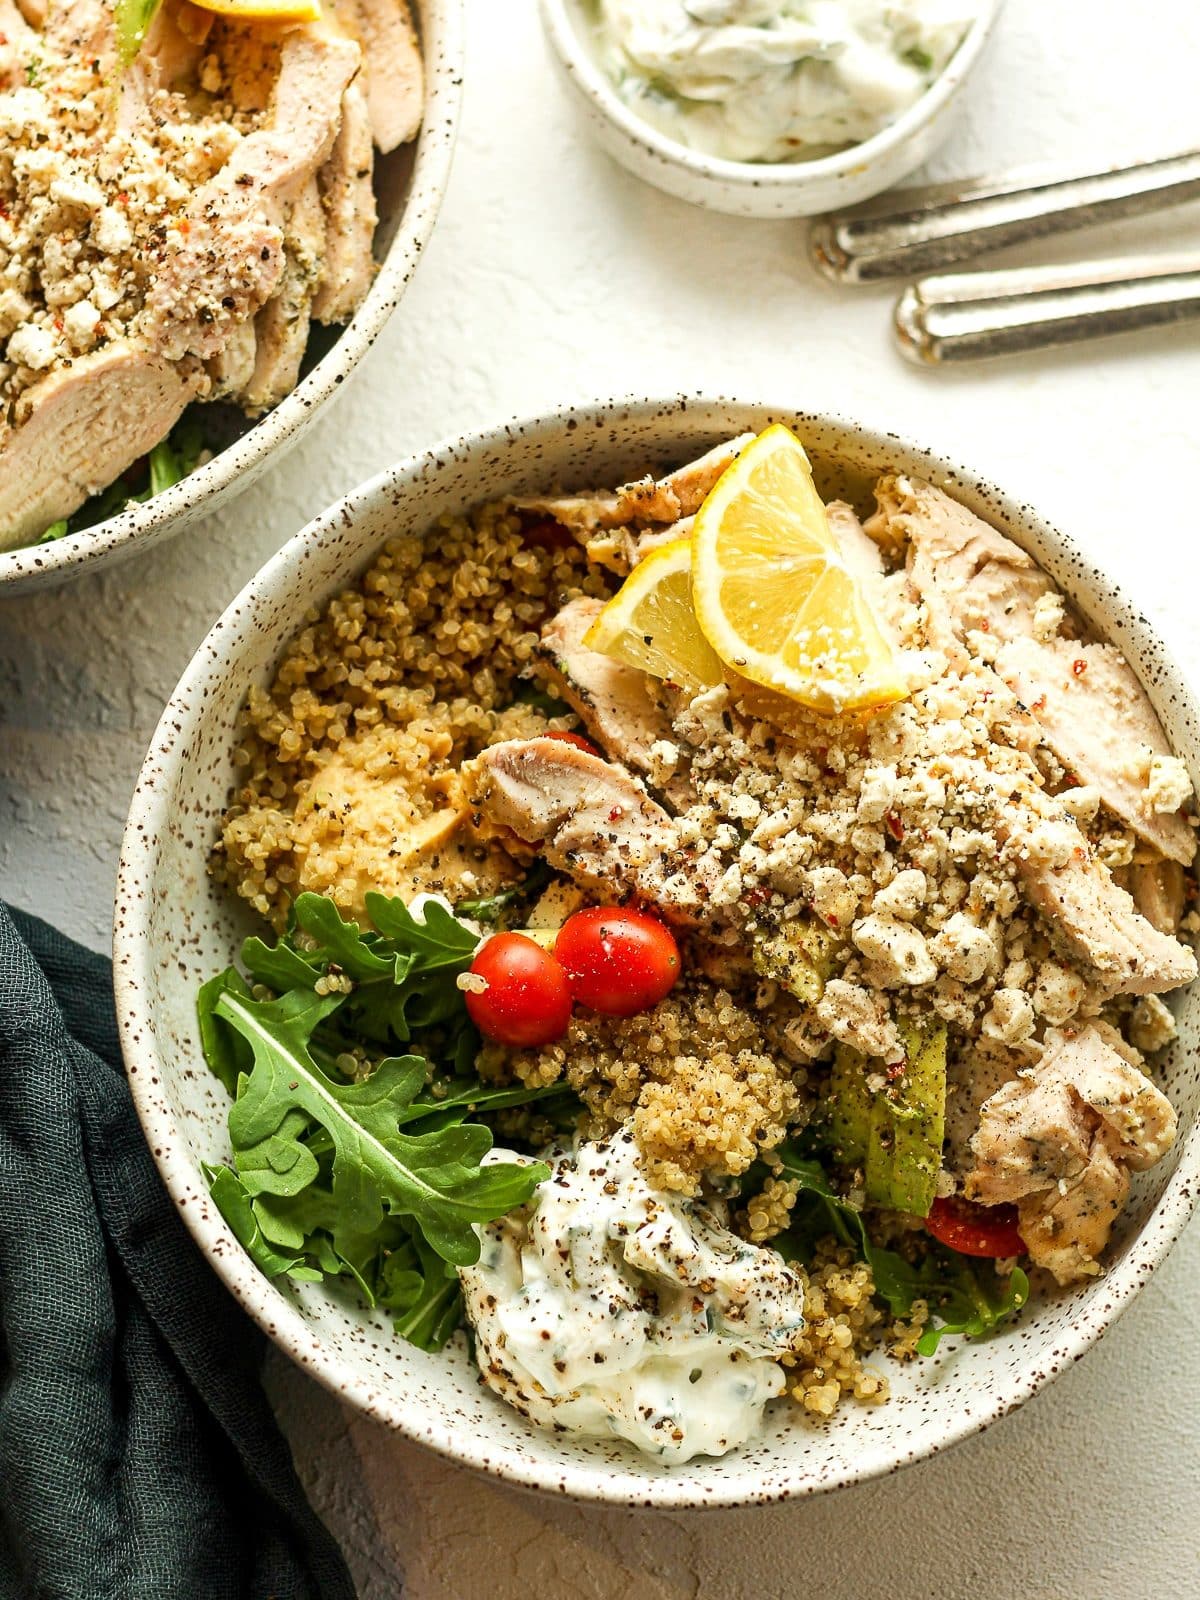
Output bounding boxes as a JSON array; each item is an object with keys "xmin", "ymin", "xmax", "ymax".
[
  {"xmin": 538, "ymin": 597, "xmax": 686, "ymax": 797},
  {"xmin": 470, "ymin": 736, "xmax": 721, "ymax": 924},
  {"xmin": 964, "ymin": 1026, "xmax": 1177, "ymax": 1283}
]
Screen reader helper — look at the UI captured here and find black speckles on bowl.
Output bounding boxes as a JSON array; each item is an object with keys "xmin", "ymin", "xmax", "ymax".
[
  {"xmin": 0, "ymin": 0, "xmax": 464, "ymax": 595},
  {"xmin": 114, "ymin": 397, "xmax": 1200, "ymax": 1508}
]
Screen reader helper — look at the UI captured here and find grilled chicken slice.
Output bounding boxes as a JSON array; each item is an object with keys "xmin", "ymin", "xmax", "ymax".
[
  {"xmin": 964, "ymin": 1025, "xmax": 1177, "ymax": 1283},
  {"xmin": 14, "ymin": 0, "xmax": 46, "ymax": 25},
  {"xmin": 538, "ymin": 599, "xmax": 680, "ymax": 779},
  {"xmin": 312, "ymin": 81, "xmax": 377, "ymax": 324},
  {"xmin": 1013, "ymin": 834, "xmax": 1195, "ymax": 996},
  {"xmin": 517, "ymin": 435, "xmax": 756, "ymax": 542},
  {"xmin": 995, "ymin": 633, "xmax": 1195, "ymax": 865},
  {"xmin": 867, "ymin": 473, "xmax": 1052, "ymax": 667},
  {"xmin": 873, "ymin": 475, "xmax": 1195, "ymax": 865},
  {"xmin": 242, "ymin": 177, "xmax": 325, "ymax": 413},
  {"xmin": 43, "ymin": 0, "xmax": 112, "ymax": 57},
  {"xmin": 345, "ymin": 0, "xmax": 423, "ymax": 153},
  {"xmin": 471, "ymin": 737, "xmax": 720, "ymax": 924},
  {"xmin": 0, "ymin": 345, "xmax": 201, "ymax": 549},
  {"xmin": 206, "ymin": 318, "xmax": 257, "ymax": 401},
  {"xmin": 143, "ymin": 27, "xmax": 361, "ymax": 364}
]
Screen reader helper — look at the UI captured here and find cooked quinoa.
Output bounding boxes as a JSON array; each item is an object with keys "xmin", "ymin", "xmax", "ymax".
[{"xmin": 216, "ymin": 504, "xmax": 608, "ymax": 923}]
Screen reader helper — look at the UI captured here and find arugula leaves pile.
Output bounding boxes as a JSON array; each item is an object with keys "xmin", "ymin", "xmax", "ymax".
[
  {"xmin": 198, "ymin": 893, "xmax": 564, "ymax": 1350},
  {"xmin": 771, "ymin": 1146, "xmax": 1028, "ymax": 1356}
]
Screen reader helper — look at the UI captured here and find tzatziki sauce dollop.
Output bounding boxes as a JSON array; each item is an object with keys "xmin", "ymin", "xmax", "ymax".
[
  {"xmin": 584, "ymin": 0, "xmax": 982, "ymax": 164},
  {"xmin": 459, "ymin": 1131, "xmax": 808, "ymax": 1462}
]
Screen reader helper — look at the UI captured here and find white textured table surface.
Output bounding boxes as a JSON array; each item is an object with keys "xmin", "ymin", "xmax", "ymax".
[{"xmin": 4, "ymin": 2, "xmax": 1200, "ymax": 1594}]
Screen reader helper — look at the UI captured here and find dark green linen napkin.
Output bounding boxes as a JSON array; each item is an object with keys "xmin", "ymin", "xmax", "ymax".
[{"xmin": 0, "ymin": 903, "xmax": 357, "ymax": 1600}]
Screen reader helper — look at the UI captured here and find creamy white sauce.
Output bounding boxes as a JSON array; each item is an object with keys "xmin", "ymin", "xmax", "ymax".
[
  {"xmin": 459, "ymin": 1132, "xmax": 807, "ymax": 1462},
  {"xmin": 585, "ymin": 0, "xmax": 981, "ymax": 164}
]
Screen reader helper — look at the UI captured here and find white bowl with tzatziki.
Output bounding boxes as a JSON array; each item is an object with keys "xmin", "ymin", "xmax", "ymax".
[
  {"xmin": 117, "ymin": 397, "xmax": 1200, "ymax": 1506},
  {"xmin": 540, "ymin": 0, "xmax": 1004, "ymax": 218}
]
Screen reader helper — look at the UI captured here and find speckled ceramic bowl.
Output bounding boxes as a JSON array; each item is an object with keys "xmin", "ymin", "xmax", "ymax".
[
  {"xmin": 0, "ymin": 0, "xmax": 463, "ymax": 595},
  {"xmin": 538, "ymin": 0, "xmax": 1004, "ymax": 219},
  {"xmin": 115, "ymin": 397, "xmax": 1200, "ymax": 1507}
]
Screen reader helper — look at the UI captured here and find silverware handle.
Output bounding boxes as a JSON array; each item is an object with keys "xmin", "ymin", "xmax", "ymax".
[
  {"xmin": 894, "ymin": 254, "xmax": 1200, "ymax": 364},
  {"xmin": 810, "ymin": 150, "xmax": 1200, "ymax": 283}
]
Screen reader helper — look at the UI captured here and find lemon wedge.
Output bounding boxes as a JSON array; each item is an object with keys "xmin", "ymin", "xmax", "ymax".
[
  {"xmin": 583, "ymin": 538, "xmax": 724, "ymax": 697},
  {"xmin": 691, "ymin": 424, "xmax": 908, "ymax": 714},
  {"xmin": 186, "ymin": 0, "xmax": 322, "ymax": 20}
]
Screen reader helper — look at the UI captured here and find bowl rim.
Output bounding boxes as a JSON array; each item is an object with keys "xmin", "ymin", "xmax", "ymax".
[
  {"xmin": 537, "ymin": 0, "xmax": 1003, "ymax": 190},
  {"xmin": 0, "ymin": 0, "xmax": 465, "ymax": 590},
  {"xmin": 114, "ymin": 393, "xmax": 1200, "ymax": 1508}
]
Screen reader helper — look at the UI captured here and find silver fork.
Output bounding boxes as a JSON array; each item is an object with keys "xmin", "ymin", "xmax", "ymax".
[
  {"xmin": 894, "ymin": 252, "xmax": 1200, "ymax": 364},
  {"xmin": 809, "ymin": 148, "xmax": 1200, "ymax": 284}
]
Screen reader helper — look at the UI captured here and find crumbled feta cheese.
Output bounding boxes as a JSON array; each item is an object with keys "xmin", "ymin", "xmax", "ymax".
[
  {"xmin": 1129, "ymin": 994, "xmax": 1177, "ymax": 1055},
  {"xmin": 1031, "ymin": 961, "xmax": 1086, "ymax": 1025},
  {"xmin": 872, "ymin": 868, "xmax": 927, "ymax": 920},
  {"xmin": 929, "ymin": 912, "xmax": 996, "ymax": 985},
  {"xmin": 981, "ymin": 987, "xmax": 1036, "ymax": 1044},
  {"xmin": 62, "ymin": 299, "xmax": 101, "ymax": 347},
  {"xmin": 1146, "ymin": 755, "xmax": 1193, "ymax": 816},
  {"xmin": 1059, "ymin": 785, "xmax": 1101, "ymax": 824},
  {"xmin": 1032, "ymin": 591, "xmax": 1066, "ymax": 642},
  {"xmin": 92, "ymin": 205, "xmax": 134, "ymax": 256},
  {"xmin": 6, "ymin": 322, "xmax": 57, "ymax": 370},
  {"xmin": 49, "ymin": 173, "xmax": 105, "ymax": 210},
  {"xmin": 852, "ymin": 912, "xmax": 937, "ymax": 988}
]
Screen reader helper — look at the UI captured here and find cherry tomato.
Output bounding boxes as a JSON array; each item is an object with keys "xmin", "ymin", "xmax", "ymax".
[
  {"xmin": 464, "ymin": 933, "xmax": 573, "ymax": 1048},
  {"xmin": 544, "ymin": 730, "xmax": 601, "ymax": 756},
  {"xmin": 555, "ymin": 906, "xmax": 681, "ymax": 1018},
  {"xmin": 925, "ymin": 1195, "xmax": 1025, "ymax": 1259}
]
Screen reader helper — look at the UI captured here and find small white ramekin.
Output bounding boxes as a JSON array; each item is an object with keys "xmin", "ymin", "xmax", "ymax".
[{"xmin": 539, "ymin": 0, "xmax": 1004, "ymax": 219}]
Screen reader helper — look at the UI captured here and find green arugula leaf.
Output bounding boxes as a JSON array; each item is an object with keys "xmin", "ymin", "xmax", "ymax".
[
  {"xmin": 379, "ymin": 1231, "xmax": 464, "ymax": 1351},
  {"xmin": 203, "ymin": 1162, "xmax": 308, "ymax": 1280},
  {"xmin": 214, "ymin": 985, "xmax": 547, "ymax": 1267},
  {"xmin": 196, "ymin": 966, "xmax": 255, "ymax": 1095},
  {"xmin": 914, "ymin": 1263, "xmax": 1029, "ymax": 1356},
  {"xmin": 363, "ymin": 893, "xmax": 480, "ymax": 971},
  {"xmin": 771, "ymin": 1145, "xmax": 1027, "ymax": 1352}
]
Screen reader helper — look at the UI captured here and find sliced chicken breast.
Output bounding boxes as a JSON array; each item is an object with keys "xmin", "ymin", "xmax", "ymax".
[
  {"xmin": 1012, "ymin": 836, "xmax": 1195, "ymax": 996},
  {"xmin": 206, "ymin": 318, "xmax": 258, "ymax": 401},
  {"xmin": 470, "ymin": 737, "xmax": 720, "ymax": 924},
  {"xmin": 348, "ymin": 0, "xmax": 423, "ymax": 152},
  {"xmin": 516, "ymin": 434, "xmax": 756, "ymax": 541},
  {"xmin": 0, "ymin": 345, "xmax": 201, "ymax": 548},
  {"xmin": 143, "ymin": 27, "xmax": 361, "ymax": 363},
  {"xmin": 312, "ymin": 80, "xmax": 377, "ymax": 324},
  {"xmin": 995, "ymin": 633, "xmax": 1195, "ymax": 865},
  {"xmin": 241, "ymin": 177, "xmax": 325, "ymax": 414},
  {"xmin": 1126, "ymin": 859, "xmax": 1187, "ymax": 936},
  {"xmin": 538, "ymin": 598, "xmax": 680, "ymax": 779}
]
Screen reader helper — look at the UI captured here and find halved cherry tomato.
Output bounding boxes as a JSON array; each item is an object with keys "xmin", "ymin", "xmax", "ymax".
[
  {"xmin": 544, "ymin": 730, "xmax": 601, "ymax": 756},
  {"xmin": 555, "ymin": 906, "xmax": 681, "ymax": 1018},
  {"xmin": 925, "ymin": 1195, "xmax": 1025, "ymax": 1259},
  {"xmin": 464, "ymin": 933, "xmax": 572, "ymax": 1048}
]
